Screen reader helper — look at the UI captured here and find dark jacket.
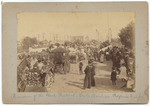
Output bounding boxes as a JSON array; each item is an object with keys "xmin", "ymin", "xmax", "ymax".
[
  {"xmin": 84, "ymin": 64, "xmax": 95, "ymax": 76},
  {"xmin": 111, "ymin": 71, "xmax": 117, "ymax": 80}
]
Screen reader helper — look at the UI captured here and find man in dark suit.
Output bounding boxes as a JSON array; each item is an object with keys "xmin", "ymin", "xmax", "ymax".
[{"xmin": 83, "ymin": 60, "xmax": 95, "ymax": 89}]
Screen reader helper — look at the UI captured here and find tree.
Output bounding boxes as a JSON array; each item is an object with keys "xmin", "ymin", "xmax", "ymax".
[
  {"xmin": 118, "ymin": 22, "xmax": 135, "ymax": 49},
  {"xmin": 22, "ymin": 37, "xmax": 38, "ymax": 50},
  {"xmin": 99, "ymin": 40, "xmax": 110, "ymax": 49},
  {"xmin": 64, "ymin": 41, "xmax": 71, "ymax": 46}
]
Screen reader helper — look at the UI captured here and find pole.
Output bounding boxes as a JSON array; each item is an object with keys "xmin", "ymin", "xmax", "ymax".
[{"xmin": 96, "ymin": 29, "xmax": 100, "ymax": 41}]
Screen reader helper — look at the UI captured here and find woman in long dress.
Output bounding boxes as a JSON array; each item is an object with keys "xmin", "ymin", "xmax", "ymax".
[
  {"xmin": 100, "ymin": 51, "xmax": 104, "ymax": 63},
  {"xmin": 119, "ymin": 64, "xmax": 128, "ymax": 80}
]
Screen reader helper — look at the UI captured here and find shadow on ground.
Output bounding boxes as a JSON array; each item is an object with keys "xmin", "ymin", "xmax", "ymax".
[
  {"xmin": 66, "ymin": 81, "xmax": 83, "ymax": 89},
  {"xmin": 94, "ymin": 77, "xmax": 133, "ymax": 92},
  {"xmin": 66, "ymin": 77, "xmax": 133, "ymax": 92},
  {"xmin": 95, "ymin": 61, "xmax": 112, "ymax": 73}
]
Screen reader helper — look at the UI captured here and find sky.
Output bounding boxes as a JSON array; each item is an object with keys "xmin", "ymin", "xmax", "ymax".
[{"xmin": 17, "ymin": 12, "xmax": 135, "ymax": 42}]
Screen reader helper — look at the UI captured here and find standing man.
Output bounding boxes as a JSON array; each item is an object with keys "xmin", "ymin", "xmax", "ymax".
[{"xmin": 83, "ymin": 60, "xmax": 95, "ymax": 89}]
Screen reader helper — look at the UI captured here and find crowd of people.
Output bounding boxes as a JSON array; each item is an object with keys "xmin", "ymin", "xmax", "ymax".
[
  {"xmin": 81, "ymin": 46, "xmax": 135, "ymax": 91},
  {"xmin": 17, "ymin": 42, "xmax": 135, "ymax": 92},
  {"xmin": 17, "ymin": 51, "xmax": 55, "ymax": 92},
  {"xmin": 110, "ymin": 46, "xmax": 135, "ymax": 90}
]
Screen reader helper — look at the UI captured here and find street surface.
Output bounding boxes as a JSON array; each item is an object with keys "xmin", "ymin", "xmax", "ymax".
[
  {"xmin": 46, "ymin": 60, "xmax": 132, "ymax": 92},
  {"xmin": 25, "ymin": 60, "xmax": 132, "ymax": 92}
]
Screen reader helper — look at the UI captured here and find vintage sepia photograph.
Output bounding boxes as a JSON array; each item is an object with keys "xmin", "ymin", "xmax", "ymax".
[{"xmin": 17, "ymin": 12, "xmax": 135, "ymax": 93}]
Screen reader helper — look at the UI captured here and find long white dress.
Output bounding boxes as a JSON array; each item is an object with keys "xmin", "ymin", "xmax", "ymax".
[{"xmin": 119, "ymin": 66, "xmax": 127, "ymax": 80}]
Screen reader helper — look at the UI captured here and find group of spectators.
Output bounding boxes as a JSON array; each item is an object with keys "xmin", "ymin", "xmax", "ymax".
[
  {"xmin": 17, "ymin": 52, "xmax": 55, "ymax": 92},
  {"xmin": 17, "ymin": 42, "xmax": 135, "ymax": 92},
  {"xmin": 109, "ymin": 46, "xmax": 135, "ymax": 90},
  {"xmin": 80, "ymin": 46, "xmax": 135, "ymax": 91}
]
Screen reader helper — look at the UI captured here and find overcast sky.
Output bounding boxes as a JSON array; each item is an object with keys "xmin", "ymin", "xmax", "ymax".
[{"xmin": 17, "ymin": 12, "xmax": 135, "ymax": 41}]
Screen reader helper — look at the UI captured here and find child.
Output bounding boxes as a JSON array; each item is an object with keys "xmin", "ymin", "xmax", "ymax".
[
  {"xmin": 79, "ymin": 61, "xmax": 83, "ymax": 74},
  {"xmin": 119, "ymin": 63, "xmax": 127, "ymax": 81},
  {"xmin": 111, "ymin": 67, "xmax": 117, "ymax": 85}
]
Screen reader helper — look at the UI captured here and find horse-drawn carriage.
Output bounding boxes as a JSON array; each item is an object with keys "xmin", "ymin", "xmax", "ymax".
[{"xmin": 52, "ymin": 47, "xmax": 70, "ymax": 74}]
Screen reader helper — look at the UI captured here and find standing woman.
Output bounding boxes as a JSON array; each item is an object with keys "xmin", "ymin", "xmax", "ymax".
[{"xmin": 100, "ymin": 51, "xmax": 104, "ymax": 63}]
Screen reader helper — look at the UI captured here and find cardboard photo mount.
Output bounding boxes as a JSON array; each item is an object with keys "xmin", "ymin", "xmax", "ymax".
[{"xmin": 2, "ymin": 2, "xmax": 149, "ymax": 104}]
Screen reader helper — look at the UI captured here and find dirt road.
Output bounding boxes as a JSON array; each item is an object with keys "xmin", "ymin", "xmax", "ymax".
[{"xmin": 47, "ymin": 60, "xmax": 132, "ymax": 92}]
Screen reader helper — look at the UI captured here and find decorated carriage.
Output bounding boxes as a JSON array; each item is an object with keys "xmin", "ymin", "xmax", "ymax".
[
  {"xmin": 17, "ymin": 49, "xmax": 54, "ymax": 92},
  {"xmin": 52, "ymin": 47, "xmax": 70, "ymax": 74}
]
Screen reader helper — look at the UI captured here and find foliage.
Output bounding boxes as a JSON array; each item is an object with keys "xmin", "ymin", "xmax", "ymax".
[
  {"xmin": 118, "ymin": 22, "xmax": 135, "ymax": 49},
  {"xmin": 99, "ymin": 40, "xmax": 110, "ymax": 49},
  {"xmin": 22, "ymin": 37, "xmax": 38, "ymax": 50}
]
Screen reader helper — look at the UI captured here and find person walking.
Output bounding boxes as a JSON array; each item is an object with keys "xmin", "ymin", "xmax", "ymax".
[{"xmin": 83, "ymin": 60, "xmax": 95, "ymax": 89}]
